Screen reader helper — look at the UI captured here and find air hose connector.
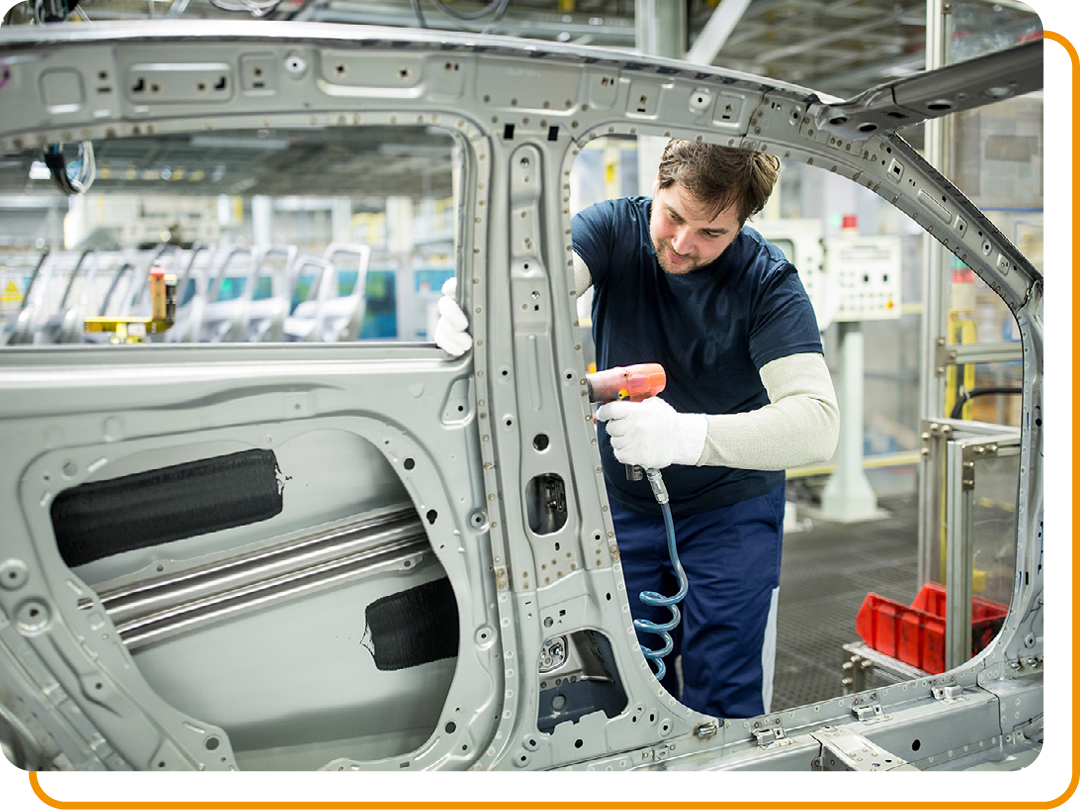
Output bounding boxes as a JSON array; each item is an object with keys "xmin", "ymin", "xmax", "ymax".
[{"xmin": 644, "ymin": 467, "xmax": 669, "ymax": 503}]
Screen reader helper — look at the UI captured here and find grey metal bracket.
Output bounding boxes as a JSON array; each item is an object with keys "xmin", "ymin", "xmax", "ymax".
[
  {"xmin": 751, "ymin": 717, "xmax": 789, "ymax": 748},
  {"xmin": 960, "ymin": 440, "xmax": 1003, "ymax": 491},
  {"xmin": 932, "ymin": 683, "xmax": 966, "ymax": 703},
  {"xmin": 842, "ymin": 642, "xmax": 930, "ymax": 684},
  {"xmin": 841, "ymin": 653, "xmax": 875, "ymax": 695},
  {"xmin": 920, "ymin": 419, "xmax": 955, "ymax": 454},
  {"xmin": 639, "ymin": 743, "xmax": 677, "ymax": 763},
  {"xmin": 851, "ymin": 693, "xmax": 888, "ymax": 724},
  {"xmin": 811, "ymin": 726, "xmax": 918, "ymax": 771}
]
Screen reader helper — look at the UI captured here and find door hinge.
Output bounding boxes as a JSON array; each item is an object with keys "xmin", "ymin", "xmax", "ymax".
[
  {"xmin": 851, "ymin": 694, "xmax": 888, "ymax": 723},
  {"xmin": 640, "ymin": 744, "xmax": 675, "ymax": 763},
  {"xmin": 751, "ymin": 718, "xmax": 789, "ymax": 748},
  {"xmin": 932, "ymin": 683, "xmax": 966, "ymax": 702}
]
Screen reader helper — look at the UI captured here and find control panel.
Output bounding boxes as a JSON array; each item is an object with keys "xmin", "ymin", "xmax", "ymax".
[{"xmin": 824, "ymin": 233, "xmax": 903, "ymax": 321}]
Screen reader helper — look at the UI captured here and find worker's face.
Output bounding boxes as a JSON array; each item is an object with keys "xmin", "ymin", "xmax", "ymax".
[{"xmin": 649, "ymin": 180, "xmax": 741, "ymax": 275}]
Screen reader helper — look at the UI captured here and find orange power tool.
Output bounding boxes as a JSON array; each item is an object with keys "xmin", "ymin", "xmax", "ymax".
[
  {"xmin": 586, "ymin": 363, "xmax": 667, "ymax": 481},
  {"xmin": 585, "ymin": 363, "xmax": 667, "ymax": 404}
]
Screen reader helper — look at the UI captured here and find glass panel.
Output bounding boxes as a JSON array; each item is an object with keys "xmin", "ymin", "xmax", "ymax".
[{"xmin": 971, "ymin": 452, "xmax": 1021, "ymax": 607}]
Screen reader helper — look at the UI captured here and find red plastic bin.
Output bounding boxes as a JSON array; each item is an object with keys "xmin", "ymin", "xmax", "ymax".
[{"xmin": 855, "ymin": 582, "xmax": 1008, "ymax": 674}]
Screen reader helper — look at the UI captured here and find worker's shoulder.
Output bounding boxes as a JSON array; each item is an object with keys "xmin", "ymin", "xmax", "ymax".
[
  {"xmin": 576, "ymin": 195, "xmax": 649, "ymax": 219},
  {"xmin": 573, "ymin": 197, "xmax": 650, "ymax": 249}
]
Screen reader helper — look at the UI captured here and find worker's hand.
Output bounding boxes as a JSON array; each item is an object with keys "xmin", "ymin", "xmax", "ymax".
[
  {"xmin": 433, "ymin": 277, "xmax": 473, "ymax": 357},
  {"xmin": 595, "ymin": 396, "xmax": 708, "ymax": 469}
]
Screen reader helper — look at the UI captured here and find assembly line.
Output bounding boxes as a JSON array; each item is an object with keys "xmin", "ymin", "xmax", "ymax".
[{"xmin": 0, "ymin": 0, "xmax": 1045, "ymax": 778}]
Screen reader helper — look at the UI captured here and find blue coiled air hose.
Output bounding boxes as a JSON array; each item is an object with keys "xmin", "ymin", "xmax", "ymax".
[{"xmin": 633, "ymin": 467, "xmax": 688, "ymax": 681}]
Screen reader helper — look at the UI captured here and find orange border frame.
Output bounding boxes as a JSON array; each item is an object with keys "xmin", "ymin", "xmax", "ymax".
[
  {"xmin": 1041, "ymin": 27, "xmax": 1075, "ymax": 810},
  {"xmin": 16, "ymin": 27, "xmax": 1080, "ymax": 810}
]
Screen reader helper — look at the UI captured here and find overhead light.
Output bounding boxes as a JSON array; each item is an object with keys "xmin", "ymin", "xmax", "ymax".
[
  {"xmin": 28, "ymin": 160, "xmax": 51, "ymax": 180},
  {"xmin": 989, "ymin": 1, "xmax": 1080, "ymax": 12},
  {"xmin": 190, "ymin": 135, "xmax": 290, "ymax": 151},
  {"xmin": 379, "ymin": 143, "xmax": 451, "ymax": 157}
]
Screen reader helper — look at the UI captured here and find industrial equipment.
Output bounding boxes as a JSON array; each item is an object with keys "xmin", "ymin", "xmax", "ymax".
[
  {"xmin": 0, "ymin": 20, "xmax": 1043, "ymax": 785},
  {"xmin": 83, "ymin": 267, "xmax": 177, "ymax": 342}
]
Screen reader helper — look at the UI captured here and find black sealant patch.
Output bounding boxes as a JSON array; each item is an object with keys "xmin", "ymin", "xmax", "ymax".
[
  {"xmin": 51, "ymin": 449, "xmax": 284, "ymax": 567},
  {"xmin": 363, "ymin": 578, "xmax": 459, "ymax": 671}
]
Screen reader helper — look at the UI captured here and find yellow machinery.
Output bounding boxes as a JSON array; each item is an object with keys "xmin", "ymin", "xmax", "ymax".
[
  {"xmin": 945, "ymin": 264, "xmax": 977, "ymax": 421},
  {"xmin": 83, "ymin": 268, "xmax": 176, "ymax": 343}
]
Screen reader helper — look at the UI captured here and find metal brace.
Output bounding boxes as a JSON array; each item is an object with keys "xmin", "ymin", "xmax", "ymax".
[
  {"xmin": 934, "ymin": 337, "xmax": 958, "ymax": 377},
  {"xmin": 933, "ymin": 338, "xmax": 1022, "ymax": 376},
  {"xmin": 961, "ymin": 442, "xmax": 1000, "ymax": 491},
  {"xmin": 919, "ymin": 420, "xmax": 954, "ymax": 459},
  {"xmin": 841, "ymin": 654, "xmax": 875, "ymax": 695},
  {"xmin": 811, "ymin": 726, "xmax": 917, "ymax": 771}
]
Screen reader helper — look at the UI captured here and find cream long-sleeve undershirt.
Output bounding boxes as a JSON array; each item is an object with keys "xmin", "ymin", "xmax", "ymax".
[
  {"xmin": 573, "ymin": 252, "xmax": 839, "ymax": 471},
  {"xmin": 699, "ymin": 352, "xmax": 838, "ymax": 470}
]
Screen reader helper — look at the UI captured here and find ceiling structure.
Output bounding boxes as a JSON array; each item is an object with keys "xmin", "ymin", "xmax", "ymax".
[
  {"xmin": 1, "ymin": 0, "xmax": 1039, "ymax": 98},
  {"xmin": 0, "ymin": 0, "xmax": 1042, "ymax": 202}
]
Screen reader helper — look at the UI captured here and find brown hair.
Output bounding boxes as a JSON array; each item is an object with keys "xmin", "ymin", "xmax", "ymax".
[{"xmin": 656, "ymin": 139, "xmax": 780, "ymax": 225}]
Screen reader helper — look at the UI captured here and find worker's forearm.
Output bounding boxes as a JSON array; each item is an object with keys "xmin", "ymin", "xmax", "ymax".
[{"xmin": 697, "ymin": 353, "xmax": 839, "ymax": 470}]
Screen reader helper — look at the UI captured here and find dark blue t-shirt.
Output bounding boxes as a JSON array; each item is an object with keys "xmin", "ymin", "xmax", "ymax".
[{"xmin": 572, "ymin": 196, "xmax": 823, "ymax": 516}]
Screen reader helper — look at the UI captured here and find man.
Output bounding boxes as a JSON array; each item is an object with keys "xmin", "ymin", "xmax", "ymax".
[{"xmin": 436, "ymin": 140, "xmax": 838, "ymax": 719}]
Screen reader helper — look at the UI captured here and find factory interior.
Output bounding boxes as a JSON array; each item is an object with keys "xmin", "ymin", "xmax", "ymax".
[{"xmin": 0, "ymin": 0, "xmax": 1042, "ymax": 750}]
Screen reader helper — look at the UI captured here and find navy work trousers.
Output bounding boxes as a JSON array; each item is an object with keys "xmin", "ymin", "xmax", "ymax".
[{"xmin": 612, "ymin": 484, "xmax": 785, "ymax": 719}]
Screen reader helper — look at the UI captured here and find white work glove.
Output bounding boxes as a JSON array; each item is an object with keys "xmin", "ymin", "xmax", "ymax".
[
  {"xmin": 595, "ymin": 396, "xmax": 708, "ymax": 469},
  {"xmin": 433, "ymin": 277, "xmax": 473, "ymax": 357}
]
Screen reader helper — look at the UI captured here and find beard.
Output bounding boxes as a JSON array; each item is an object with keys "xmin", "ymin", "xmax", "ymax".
[{"xmin": 652, "ymin": 237, "xmax": 706, "ymax": 275}]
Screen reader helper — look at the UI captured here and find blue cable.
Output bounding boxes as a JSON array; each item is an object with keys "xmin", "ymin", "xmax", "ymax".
[{"xmin": 633, "ymin": 468, "xmax": 688, "ymax": 681}]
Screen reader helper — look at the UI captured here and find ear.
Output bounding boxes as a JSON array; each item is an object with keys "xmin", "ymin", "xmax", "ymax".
[{"xmin": 652, "ymin": 174, "xmax": 660, "ymax": 196}]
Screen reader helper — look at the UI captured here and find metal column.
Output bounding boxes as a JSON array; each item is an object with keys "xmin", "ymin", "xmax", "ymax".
[
  {"xmin": 685, "ymin": 0, "xmax": 753, "ymax": 66},
  {"xmin": 917, "ymin": 0, "xmax": 954, "ymax": 585},
  {"xmin": 251, "ymin": 195, "xmax": 273, "ymax": 247},
  {"xmin": 635, "ymin": 0, "xmax": 686, "ymax": 195},
  {"xmin": 634, "ymin": 0, "xmax": 685, "ymax": 61},
  {"xmin": 818, "ymin": 322, "xmax": 887, "ymax": 522}
]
